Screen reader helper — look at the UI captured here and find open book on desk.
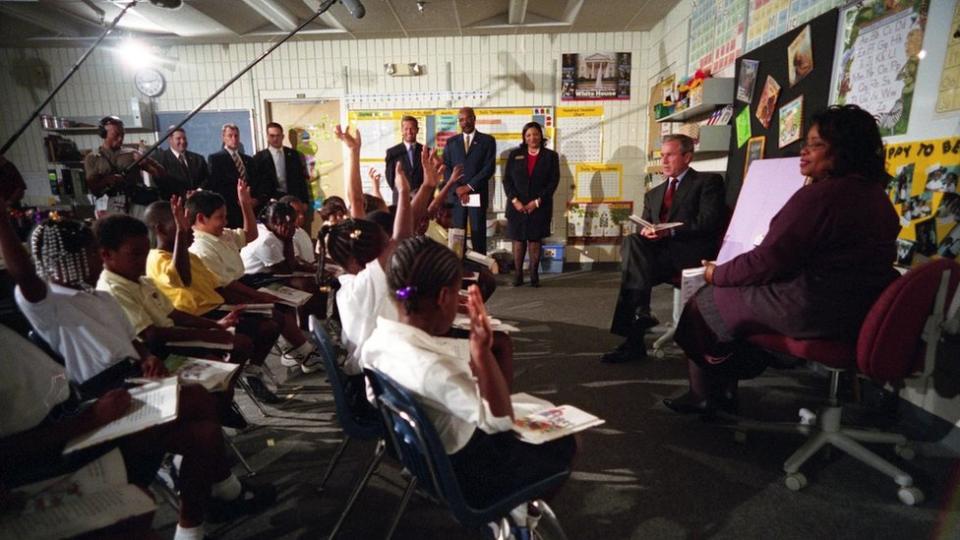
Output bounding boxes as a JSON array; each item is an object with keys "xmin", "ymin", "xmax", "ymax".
[
  {"xmin": 164, "ymin": 355, "xmax": 239, "ymax": 392},
  {"xmin": 510, "ymin": 392, "xmax": 605, "ymax": 445},
  {"xmin": 629, "ymin": 215, "xmax": 683, "ymax": 231},
  {"xmin": 258, "ymin": 284, "xmax": 313, "ymax": 307},
  {"xmin": 0, "ymin": 449, "xmax": 156, "ymax": 540},
  {"xmin": 63, "ymin": 377, "xmax": 179, "ymax": 454}
]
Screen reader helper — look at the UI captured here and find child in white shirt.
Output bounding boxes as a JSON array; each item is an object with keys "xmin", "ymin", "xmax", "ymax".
[
  {"xmin": 278, "ymin": 195, "xmax": 316, "ymax": 266},
  {"xmin": 361, "ymin": 236, "xmax": 575, "ymax": 508}
]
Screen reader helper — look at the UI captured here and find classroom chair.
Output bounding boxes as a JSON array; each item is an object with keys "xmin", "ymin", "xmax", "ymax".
[
  {"xmin": 734, "ymin": 258, "xmax": 959, "ymax": 505},
  {"xmin": 365, "ymin": 368, "xmax": 570, "ymax": 539}
]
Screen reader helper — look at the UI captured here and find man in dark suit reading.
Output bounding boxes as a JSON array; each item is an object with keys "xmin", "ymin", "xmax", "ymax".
[
  {"xmin": 205, "ymin": 123, "xmax": 256, "ymax": 228},
  {"xmin": 155, "ymin": 127, "xmax": 208, "ymax": 199},
  {"xmin": 384, "ymin": 115, "xmax": 424, "ymax": 204},
  {"xmin": 602, "ymin": 134, "xmax": 726, "ymax": 363},
  {"xmin": 443, "ymin": 107, "xmax": 496, "ymax": 254},
  {"xmin": 251, "ymin": 122, "xmax": 311, "ymax": 209}
]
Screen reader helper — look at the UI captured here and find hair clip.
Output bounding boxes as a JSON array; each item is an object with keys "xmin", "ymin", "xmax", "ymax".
[
  {"xmin": 395, "ymin": 285, "xmax": 417, "ymax": 300},
  {"xmin": 349, "ymin": 228, "xmax": 362, "ymax": 240}
]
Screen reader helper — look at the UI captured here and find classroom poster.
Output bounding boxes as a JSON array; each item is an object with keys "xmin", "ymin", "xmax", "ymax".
[
  {"xmin": 688, "ymin": 0, "xmax": 748, "ymax": 76},
  {"xmin": 935, "ymin": 0, "xmax": 960, "ymax": 114},
  {"xmin": 834, "ymin": 0, "xmax": 929, "ymax": 136},
  {"xmin": 566, "ymin": 201, "xmax": 632, "ymax": 239},
  {"xmin": 561, "ymin": 53, "xmax": 631, "ymax": 101},
  {"xmin": 573, "ymin": 163, "xmax": 622, "ymax": 202},
  {"xmin": 885, "ymin": 137, "xmax": 960, "ymax": 263}
]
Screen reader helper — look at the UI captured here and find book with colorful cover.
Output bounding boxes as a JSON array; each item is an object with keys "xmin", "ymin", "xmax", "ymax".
[
  {"xmin": 258, "ymin": 284, "xmax": 313, "ymax": 307},
  {"xmin": 510, "ymin": 393, "xmax": 604, "ymax": 444}
]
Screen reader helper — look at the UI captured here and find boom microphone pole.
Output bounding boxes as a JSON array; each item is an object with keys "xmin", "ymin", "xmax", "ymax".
[
  {"xmin": 0, "ymin": 1, "xmax": 148, "ymax": 155},
  {"xmin": 127, "ymin": 0, "xmax": 346, "ymax": 173}
]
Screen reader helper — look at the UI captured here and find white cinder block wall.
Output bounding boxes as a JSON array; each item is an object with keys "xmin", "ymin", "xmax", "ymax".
[{"xmin": 0, "ymin": 25, "xmax": 689, "ymax": 263}]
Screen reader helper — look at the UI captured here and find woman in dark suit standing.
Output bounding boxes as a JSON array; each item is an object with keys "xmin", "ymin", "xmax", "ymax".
[{"xmin": 503, "ymin": 121, "xmax": 560, "ymax": 287}]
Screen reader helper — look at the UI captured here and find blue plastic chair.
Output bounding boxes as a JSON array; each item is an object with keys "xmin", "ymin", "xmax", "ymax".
[
  {"xmin": 364, "ymin": 368, "xmax": 571, "ymax": 539},
  {"xmin": 310, "ymin": 317, "xmax": 386, "ymax": 538}
]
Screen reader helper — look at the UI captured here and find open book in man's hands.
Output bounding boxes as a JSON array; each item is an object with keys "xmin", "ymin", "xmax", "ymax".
[
  {"xmin": 629, "ymin": 215, "xmax": 683, "ymax": 231},
  {"xmin": 510, "ymin": 393, "xmax": 605, "ymax": 444}
]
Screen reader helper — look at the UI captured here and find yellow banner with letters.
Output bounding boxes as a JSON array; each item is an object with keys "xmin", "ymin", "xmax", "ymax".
[{"xmin": 884, "ymin": 137, "xmax": 960, "ymax": 264}]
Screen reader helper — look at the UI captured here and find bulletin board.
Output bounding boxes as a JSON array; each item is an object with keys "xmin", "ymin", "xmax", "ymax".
[
  {"xmin": 884, "ymin": 136, "xmax": 960, "ymax": 265},
  {"xmin": 725, "ymin": 8, "xmax": 840, "ymax": 206},
  {"xmin": 566, "ymin": 201, "xmax": 633, "ymax": 240},
  {"xmin": 831, "ymin": 0, "xmax": 930, "ymax": 137}
]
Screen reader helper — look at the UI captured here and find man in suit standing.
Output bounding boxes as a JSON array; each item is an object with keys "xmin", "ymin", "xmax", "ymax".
[
  {"xmin": 443, "ymin": 107, "xmax": 496, "ymax": 254},
  {"xmin": 383, "ymin": 115, "xmax": 424, "ymax": 203},
  {"xmin": 602, "ymin": 134, "xmax": 726, "ymax": 363},
  {"xmin": 155, "ymin": 127, "xmax": 208, "ymax": 199},
  {"xmin": 205, "ymin": 123, "xmax": 256, "ymax": 228},
  {"xmin": 251, "ymin": 122, "xmax": 311, "ymax": 210}
]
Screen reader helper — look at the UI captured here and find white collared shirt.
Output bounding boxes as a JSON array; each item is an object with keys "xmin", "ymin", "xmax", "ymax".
[
  {"xmin": 241, "ymin": 224, "xmax": 286, "ymax": 274},
  {"xmin": 361, "ymin": 317, "xmax": 515, "ymax": 454},
  {"xmin": 15, "ymin": 282, "xmax": 138, "ymax": 384},
  {"xmin": 190, "ymin": 228, "xmax": 248, "ymax": 287},
  {"xmin": 96, "ymin": 268, "xmax": 175, "ymax": 335},
  {"xmin": 269, "ymin": 146, "xmax": 287, "ymax": 191},
  {"xmin": 293, "ymin": 227, "xmax": 315, "ymax": 264},
  {"xmin": 335, "ymin": 259, "xmax": 398, "ymax": 375},
  {"xmin": 0, "ymin": 324, "xmax": 71, "ymax": 437}
]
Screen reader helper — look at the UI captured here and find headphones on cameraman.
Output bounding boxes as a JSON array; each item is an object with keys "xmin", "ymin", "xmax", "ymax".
[{"xmin": 97, "ymin": 116, "xmax": 123, "ymax": 139}]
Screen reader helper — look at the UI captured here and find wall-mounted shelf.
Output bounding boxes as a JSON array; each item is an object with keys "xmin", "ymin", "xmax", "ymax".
[
  {"xmin": 656, "ymin": 78, "xmax": 734, "ymax": 123},
  {"xmin": 694, "ymin": 125, "xmax": 731, "ymax": 154}
]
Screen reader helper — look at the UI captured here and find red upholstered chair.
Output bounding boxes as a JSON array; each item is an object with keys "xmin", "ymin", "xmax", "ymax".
[{"xmin": 742, "ymin": 258, "xmax": 960, "ymax": 505}]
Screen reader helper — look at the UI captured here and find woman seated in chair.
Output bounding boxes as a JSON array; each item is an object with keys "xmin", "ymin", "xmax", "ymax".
[
  {"xmin": 361, "ymin": 237, "xmax": 574, "ymax": 507},
  {"xmin": 664, "ymin": 104, "xmax": 901, "ymax": 415}
]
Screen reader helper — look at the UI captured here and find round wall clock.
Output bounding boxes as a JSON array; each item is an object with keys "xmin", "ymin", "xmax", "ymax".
[{"xmin": 135, "ymin": 68, "xmax": 165, "ymax": 97}]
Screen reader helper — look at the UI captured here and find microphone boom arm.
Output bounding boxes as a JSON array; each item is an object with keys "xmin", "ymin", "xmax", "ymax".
[
  {"xmin": 126, "ymin": 0, "xmax": 337, "ymax": 174},
  {"xmin": 0, "ymin": 1, "xmax": 139, "ymax": 155}
]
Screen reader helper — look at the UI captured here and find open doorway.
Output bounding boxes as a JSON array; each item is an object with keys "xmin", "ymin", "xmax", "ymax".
[{"xmin": 266, "ymin": 99, "xmax": 342, "ymax": 235}]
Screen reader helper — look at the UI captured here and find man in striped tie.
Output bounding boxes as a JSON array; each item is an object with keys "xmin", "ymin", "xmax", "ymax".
[
  {"xmin": 205, "ymin": 123, "xmax": 257, "ymax": 228},
  {"xmin": 601, "ymin": 134, "xmax": 726, "ymax": 364}
]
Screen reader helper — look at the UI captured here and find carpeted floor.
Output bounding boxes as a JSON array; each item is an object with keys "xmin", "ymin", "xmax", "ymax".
[{"xmin": 155, "ymin": 270, "xmax": 960, "ymax": 539}]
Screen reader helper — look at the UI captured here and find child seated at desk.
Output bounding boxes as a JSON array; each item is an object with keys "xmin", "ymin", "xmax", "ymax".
[
  {"xmin": 142, "ymin": 200, "xmax": 284, "ymax": 403},
  {"xmin": 240, "ymin": 200, "xmax": 326, "ymax": 325},
  {"xmin": 0, "ymin": 200, "xmax": 273, "ymax": 540},
  {"xmin": 361, "ymin": 237, "xmax": 574, "ymax": 508},
  {"xmin": 93, "ymin": 210, "xmax": 254, "ymax": 418},
  {"xmin": 184, "ymin": 186, "xmax": 322, "ymax": 373}
]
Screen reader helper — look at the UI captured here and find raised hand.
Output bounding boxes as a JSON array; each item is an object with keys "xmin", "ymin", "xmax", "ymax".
[
  {"xmin": 335, "ymin": 124, "xmax": 361, "ymax": 151},
  {"xmin": 237, "ymin": 178, "xmax": 253, "ymax": 208},
  {"xmin": 467, "ymin": 284, "xmax": 493, "ymax": 353},
  {"xmin": 170, "ymin": 195, "xmax": 190, "ymax": 231},
  {"xmin": 395, "ymin": 161, "xmax": 411, "ymax": 195}
]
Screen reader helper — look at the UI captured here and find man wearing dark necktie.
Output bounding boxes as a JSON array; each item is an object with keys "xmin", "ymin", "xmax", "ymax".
[
  {"xmin": 205, "ymin": 123, "xmax": 257, "ymax": 228},
  {"xmin": 156, "ymin": 127, "xmax": 208, "ymax": 199},
  {"xmin": 602, "ymin": 134, "xmax": 726, "ymax": 363},
  {"xmin": 384, "ymin": 115, "xmax": 424, "ymax": 205},
  {"xmin": 252, "ymin": 122, "xmax": 311, "ymax": 215}
]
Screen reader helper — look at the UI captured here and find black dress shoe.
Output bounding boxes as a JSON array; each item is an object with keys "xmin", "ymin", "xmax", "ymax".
[
  {"xmin": 512, "ymin": 274, "xmax": 524, "ymax": 287},
  {"xmin": 600, "ymin": 342, "xmax": 647, "ymax": 363},
  {"xmin": 663, "ymin": 391, "xmax": 738, "ymax": 415},
  {"xmin": 530, "ymin": 274, "xmax": 540, "ymax": 288},
  {"xmin": 633, "ymin": 312, "xmax": 660, "ymax": 332}
]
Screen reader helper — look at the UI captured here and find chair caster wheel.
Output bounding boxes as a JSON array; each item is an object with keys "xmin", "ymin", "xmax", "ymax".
[
  {"xmin": 895, "ymin": 443, "xmax": 916, "ymax": 461},
  {"xmin": 653, "ymin": 348, "xmax": 666, "ymax": 359},
  {"xmin": 733, "ymin": 431, "xmax": 747, "ymax": 444},
  {"xmin": 898, "ymin": 486, "xmax": 924, "ymax": 506},
  {"xmin": 784, "ymin": 472, "xmax": 807, "ymax": 491}
]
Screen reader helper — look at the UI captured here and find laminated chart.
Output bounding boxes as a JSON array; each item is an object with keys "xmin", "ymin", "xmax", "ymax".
[
  {"xmin": 573, "ymin": 163, "xmax": 623, "ymax": 202},
  {"xmin": 556, "ymin": 106, "xmax": 603, "ymax": 164}
]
